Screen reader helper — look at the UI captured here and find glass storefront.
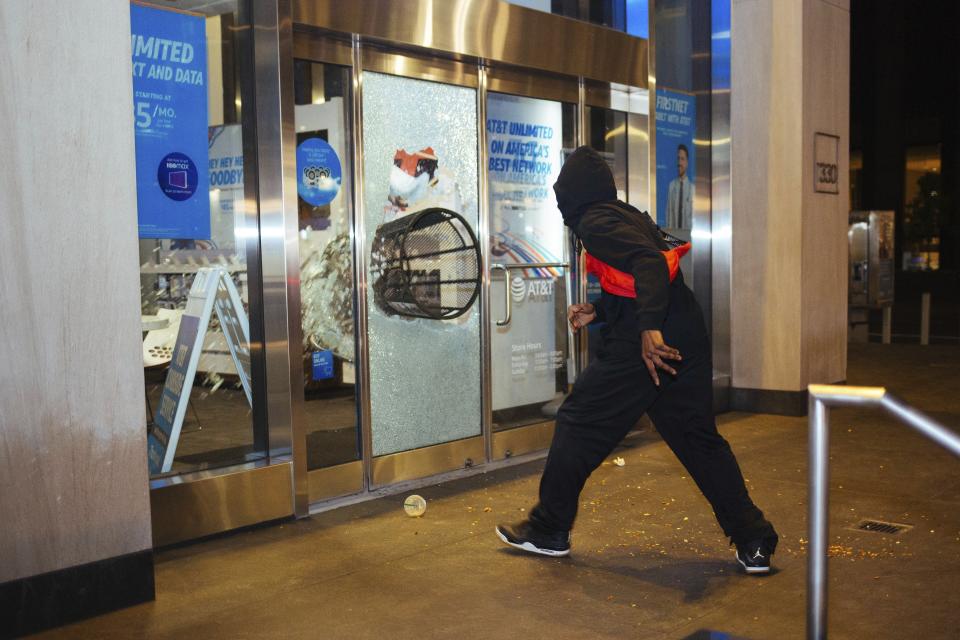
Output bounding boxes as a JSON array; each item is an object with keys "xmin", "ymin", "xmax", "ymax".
[
  {"xmin": 134, "ymin": 0, "xmax": 265, "ymax": 480},
  {"xmin": 136, "ymin": 0, "xmax": 717, "ymax": 547}
]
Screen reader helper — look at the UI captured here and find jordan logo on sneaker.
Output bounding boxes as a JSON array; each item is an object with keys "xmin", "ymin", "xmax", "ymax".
[{"xmin": 752, "ymin": 550, "xmax": 764, "ymax": 561}]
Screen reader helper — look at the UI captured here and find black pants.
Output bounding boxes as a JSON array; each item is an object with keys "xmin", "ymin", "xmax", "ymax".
[{"xmin": 531, "ymin": 300, "xmax": 777, "ymax": 548}]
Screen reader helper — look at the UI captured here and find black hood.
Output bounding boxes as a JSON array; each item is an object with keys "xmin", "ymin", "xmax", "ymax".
[{"xmin": 553, "ymin": 145, "xmax": 618, "ymax": 229}]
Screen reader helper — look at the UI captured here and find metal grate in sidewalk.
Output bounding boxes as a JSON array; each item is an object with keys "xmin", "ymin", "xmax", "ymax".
[{"xmin": 852, "ymin": 518, "xmax": 913, "ymax": 535}]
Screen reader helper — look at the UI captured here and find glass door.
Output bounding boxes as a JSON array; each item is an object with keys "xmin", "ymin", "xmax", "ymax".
[
  {"xmin": 360, "ymin": 51, "xmax": 485, "ymax": 486},
  {"xmin": 485, "ymin": 75, "xmax": 580, "ymax": 459},
  {"xmin": 292, "ymin": 40, "xmax": 365, "ymax": 502}
]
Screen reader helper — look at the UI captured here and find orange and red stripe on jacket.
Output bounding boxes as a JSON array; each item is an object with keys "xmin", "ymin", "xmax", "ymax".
[{"xmin": 585, "ymin": 243, "xmax": 691, "ymax": 298}]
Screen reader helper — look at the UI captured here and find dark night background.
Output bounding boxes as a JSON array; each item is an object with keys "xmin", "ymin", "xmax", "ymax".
[{"xmin": 851, "ymin": 0, "xmax": 960, "ymax": 339}]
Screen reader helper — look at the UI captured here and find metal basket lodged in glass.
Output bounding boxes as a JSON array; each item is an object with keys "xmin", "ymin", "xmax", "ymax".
[{"xmin": 370, "ymin": 207, "xmax": 482, "ymax": 320}]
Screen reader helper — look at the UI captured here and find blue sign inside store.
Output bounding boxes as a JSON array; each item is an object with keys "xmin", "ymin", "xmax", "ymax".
[
  {"xmin": 131, "ymin": 4, "xmax": 210, "ymax": 239},
  {"xmin": 297, "ymin": 137, "xmax": 342, "ymax": 207},
  {"xmin": 312, "ymin": 350, "xmax": 335, "ymax": 381}
]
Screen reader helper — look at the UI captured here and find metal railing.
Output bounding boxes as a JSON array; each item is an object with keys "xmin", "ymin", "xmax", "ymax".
[{"xmin": 807, "ymin": 384, "xmax": 960, "ymax": 640}]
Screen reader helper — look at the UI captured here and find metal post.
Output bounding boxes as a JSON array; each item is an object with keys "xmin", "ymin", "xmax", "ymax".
[
  {"xmin": 808, "ymin": 396, "xmax": 830, "ymax": 640},
  {"xmin": 920, "ymin": 292, "xmax": 930, "ymax": 345},
  {"xmin": 806, "ymin": 385, "xmax": 959, "ymax": 639},
  {"xmin": 882, "ymin": 305, "xmax": 892, "ymax": 345}
]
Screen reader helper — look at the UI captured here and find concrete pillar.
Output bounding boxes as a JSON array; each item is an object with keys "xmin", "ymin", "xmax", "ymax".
[
  {"xmin": 729, "ymin": 0, "xmax": 850, "ymax": 415},
  {"xmin": 0, "ymin": 1, "xmax": 154, "ymax": 635}
]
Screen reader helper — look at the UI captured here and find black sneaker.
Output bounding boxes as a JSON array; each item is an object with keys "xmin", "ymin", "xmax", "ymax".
[
  {"xmin": 735, "ymin": 538, "xmax": 774, "ymax": 574},
  {"xmin": 496, "ymin": 520, "xmax": 571, "ymax": 557}
]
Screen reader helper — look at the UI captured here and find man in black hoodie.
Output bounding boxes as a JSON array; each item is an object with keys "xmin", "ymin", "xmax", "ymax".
[{"xmin": 496, "ymin": 146, "xmax": 778, "ymax": 574}]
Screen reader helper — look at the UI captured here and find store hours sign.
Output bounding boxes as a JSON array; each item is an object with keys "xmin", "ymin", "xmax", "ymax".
[{"xmin": 131, "ymin": 4, "xmax": 210, "ymax": 239}]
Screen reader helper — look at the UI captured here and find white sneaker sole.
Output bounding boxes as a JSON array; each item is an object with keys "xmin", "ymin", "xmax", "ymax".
[
  {"xmin": 736, "ymin": 553, "xmax": 771, "ymax": 574},
  {"xmin": 496, "ymin": 527, "xmax": 570, "ymax": 557}
]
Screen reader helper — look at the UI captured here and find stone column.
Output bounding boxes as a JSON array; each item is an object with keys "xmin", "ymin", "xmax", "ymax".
[
  {"xmin": 0, "ymin": 1, "xmax": 154, "ymax": 634},
  {"xmin": 729, "ymin": 0, "xmax": 850, "ymax": 415}
]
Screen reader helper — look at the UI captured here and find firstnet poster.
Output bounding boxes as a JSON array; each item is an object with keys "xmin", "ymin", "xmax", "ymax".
[
  {"xmin": 131, "ymin": 4, "xmax": 210, "ymax": 239},
  {"xmin": 487, "ymin": 93, "xmax": 566, "ymax": 411},
  {"xmin": 655, "ymin": 88, "xmax": 695, "ymax": 230}
]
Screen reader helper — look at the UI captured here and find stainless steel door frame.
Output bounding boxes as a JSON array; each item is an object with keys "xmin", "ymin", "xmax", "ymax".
[
  {"xmin": 478, "ymin": 63, "xmax": 494, "ymax": 465},
  {"xmin": 251, "ymin": 0, "xmax": 304, "ymax": 516},
  {"xmin": 151, "ymin": 461, "xmax": 293, "ymax": 547},
  {"xmin": 286, "ymin": 30, "xmax": 367, "ymax": 505},
  {"xmin": 483, "ymin": 77, "xmax": 581, "ymax": 459},
  {"xmin": 292, "ymin": 0, "xmax": 649, "ymax": 89},
  {"xmin": 710, "ymin": 0, "xmax": 732, "ymax": 409},
  {"xmin": 292, "ymin": 26, "xmax": 352, "ymax": 66},
  {"xmin": 486, "ymin": 65, "xmax": 580, "ymax": 105},
  {"xmin": 151, "ymin": 0, "xmax": 301, "ymax": 545},
  {"xmin": 350, "ymin": 35, "xmax": 376, "ymax": 498},
  {"xmin": 577, "ymin": 78, "xmax": 588, "ymax": 373},
  {"xmin": 357, "ymin": 45, "xmax": 488, "ymax": 488},
  {"xmin": 359, "ymin": 45, "xmax": 479, "ymax": 88},
  {"xmin": 152, "ymin": 0, "xmax": 672, "ymax": 545},
  {"xmin": 483, "ymin": 71, "xmax": 583, "ymax": 381}
]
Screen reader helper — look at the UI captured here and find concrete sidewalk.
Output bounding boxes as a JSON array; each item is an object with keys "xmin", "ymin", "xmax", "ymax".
[{"xmin": 35, "ymin": 343, "xmax": 960, "ymax": 639}]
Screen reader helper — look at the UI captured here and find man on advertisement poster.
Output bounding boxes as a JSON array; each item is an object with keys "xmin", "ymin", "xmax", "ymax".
[
  {"xmin": 496, "ymin": 146, "xmax": 779, "ymax": 575},
  {"xmin": 655, "ymin": 88, "xmax": 696, "ymax": 229},
  {"xmin": 666, "ymin": 143, "xmax": 693, "ymax": 229}
]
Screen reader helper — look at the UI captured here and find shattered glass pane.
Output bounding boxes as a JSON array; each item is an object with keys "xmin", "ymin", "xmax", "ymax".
[{"xmin": 362, "ymin": 72, "xmax": 481, "ymax": 456}]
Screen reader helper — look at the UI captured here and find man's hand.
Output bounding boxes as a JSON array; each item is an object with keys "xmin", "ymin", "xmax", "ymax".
[
  {"xmin": 641, "ymin": 329, "xmax": 681, "ymax": 386},
  {"xmin": 567, "ymin": 303, "xmax": 597, "ymax": 330}
]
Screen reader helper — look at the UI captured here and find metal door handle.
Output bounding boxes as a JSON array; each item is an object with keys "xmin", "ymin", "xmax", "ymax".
[
  {"xmin": 491, "ymin": 262, "xmax": 569, "ymax": 328},
  {"xmin": 491, "ymin": 264, "xmax": 511, "ymax": 326}
]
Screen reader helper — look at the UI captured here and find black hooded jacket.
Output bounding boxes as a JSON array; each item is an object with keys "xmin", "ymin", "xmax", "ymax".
[{"xmin": 554, "ymin": 146, "xmax": 679, "ymax": 344}]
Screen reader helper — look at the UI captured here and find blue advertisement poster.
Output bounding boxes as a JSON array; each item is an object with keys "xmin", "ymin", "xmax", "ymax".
[
  {"xmin": 297, "ymin": 137, "xmax": 342, "ymax": 207},
  {"xmin": 131, "ymin": 4, "xmax": 210, "ymax": 239},
  {"xmin": 655, "ymin": 89, "xmax": 696, "ymax": 229}
]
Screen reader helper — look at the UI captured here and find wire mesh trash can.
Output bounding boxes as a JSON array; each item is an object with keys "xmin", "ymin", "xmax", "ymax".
[{"xmin": 370, "ymin": 207, "xmax": 481, "ymax": 320}]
